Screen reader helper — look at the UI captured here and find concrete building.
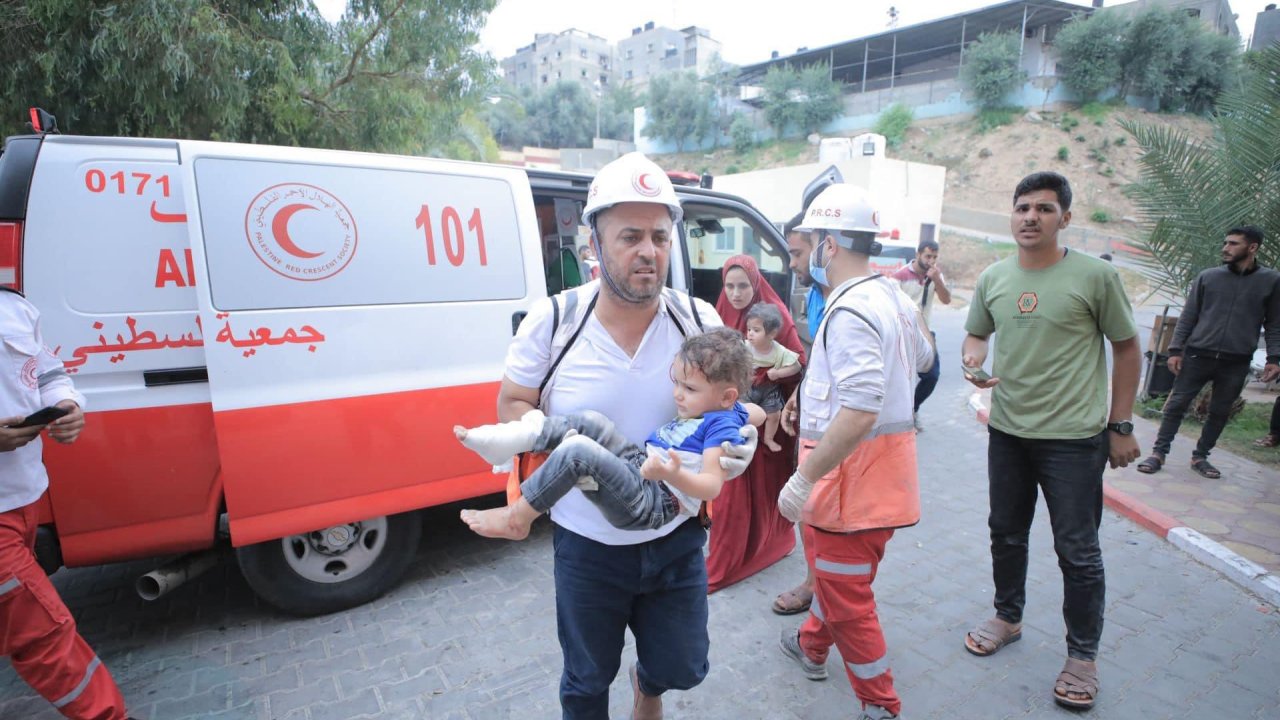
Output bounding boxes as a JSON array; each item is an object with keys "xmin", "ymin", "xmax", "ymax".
[
  {"xmin": 1253, "ymin": 3, "xmax": 1280, "ymax": 48},
  {"xmin": 615, "ymin": 22, "xmax": 723, "ymax": 87},
  {"xmin": 500, "ymin": 29, "xmax": 614, "ymax": 92}
]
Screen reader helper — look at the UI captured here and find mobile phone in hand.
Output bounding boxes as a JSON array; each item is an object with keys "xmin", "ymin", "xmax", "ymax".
[
  {"xmin": 962, "ymin": 365, "xmax": 992, "ymax": 382},
  {"xmin": 9, "ymin": 405, "xmax": 71, "ymax": 428}
]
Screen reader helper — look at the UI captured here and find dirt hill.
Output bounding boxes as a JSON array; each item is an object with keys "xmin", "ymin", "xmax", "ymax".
[{"xmin": 658, "ymin": 105, "xmax": 1214, "ymax": 234}]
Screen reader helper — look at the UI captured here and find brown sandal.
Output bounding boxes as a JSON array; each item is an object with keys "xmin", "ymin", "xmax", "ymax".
[
  {"xmin": 964, "ymin": 618, "xmax": 1022, "ymax": 657},
  {"xmin": 1054, "ymin": 657, "xmax": 1099, "ymax": 709},
  {"xmin": 1255, "ymin": 434, "xmax": 1280, "ymax": 448},
  {"xmin": 772, "ymin": 586, "xmax": 813, "ymax": 615}
]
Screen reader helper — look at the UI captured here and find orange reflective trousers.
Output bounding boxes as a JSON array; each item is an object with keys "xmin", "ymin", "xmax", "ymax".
[
  {"xmin": 0, "ymin": 503, "xmax": 127, "ymax": 720},
  {"xmin": 798, "ymin": 524, "xmax": 901, "ymax": 717}
]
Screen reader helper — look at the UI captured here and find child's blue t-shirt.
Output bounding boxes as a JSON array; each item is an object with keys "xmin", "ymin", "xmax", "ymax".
[
  {"xmin": 646, "ymin": 401, "xmax": 750, "ymax": 455},
  {"xmin": 643, "ymin": 402, "xmax": 750, "ymax": 517}
]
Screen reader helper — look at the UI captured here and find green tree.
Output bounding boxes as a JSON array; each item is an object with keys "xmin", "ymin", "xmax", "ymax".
[
  {"xmin": 794, "ymin": 62, "xmax": 843, "ymax": 134},
  {"xmin": 761, "ymin": 64, "xmax": 799, "ymax": 139},
  {"xmin": 643, "ymin": 71, "xmax": 714, "ymax": 153},
  {"xmin": 599, "ymin": 83, "xmax": 642, "ymax": 143},
  {"xmin": 481, "ymin": 86, "xmax": 534, "ymax": 149},
  {"xmin": 0, "ymin": 0, "xmax": 497, "ymax": 157},
  {"xmin": 1119, "ymin": 6, "xmax": 1187, "ymax": 103},
  {"xmin": 1054, "ymin": 10, "xmax": 1127, "ymax": 101},
  {"xmin": 960, "ymin": 31, "xmax": 1026, "ymax": 109},
  {"xmin": 730, "ymin": 114, "xmax": 755, "ymax": 154},
  {"xmin": 1122, "ymin": 44, "xmax": 1280, "ymax": 299},
  {"xmin": 525, "ymin": 81, "xmax": 595, "ymax": 148}
]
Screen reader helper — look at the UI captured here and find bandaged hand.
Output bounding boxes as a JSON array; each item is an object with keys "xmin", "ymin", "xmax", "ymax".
[
  {"xmin": 777, "ymin": 470, "xmax": 815, "ymax": 523},
  {"xmin": 719, "ymin": 424, "xmax": 758, "ymax": 479}
]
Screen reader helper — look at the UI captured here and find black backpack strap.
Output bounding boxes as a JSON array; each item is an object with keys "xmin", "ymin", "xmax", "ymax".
[
  {"xmin": 538, "ymin": 293, "xmax": 599, "ymax": 397},
  {"xmin": 688, "ymin": 292, "xmax": 703, "ymax": 331}
]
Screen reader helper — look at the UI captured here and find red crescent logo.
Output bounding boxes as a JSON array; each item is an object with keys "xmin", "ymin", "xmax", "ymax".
[
  {"xmin": 271, "ymin": 204, "xmax": 324, "ymax": 258},
  {"xmin": 245, "ymin": 184, "xmax": 358, "ymax": 282},
  {"xmin": 632, "ymin": 172, "xmax": 661, "ymax": 197}
]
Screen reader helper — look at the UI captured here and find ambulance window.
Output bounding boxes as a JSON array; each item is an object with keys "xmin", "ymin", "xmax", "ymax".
[
  {"xmin": 682, "ymin": 204, "xmax": 788, "ymax": 306},
  {"xmin": 194, "ymin": 159, "xmax": 527, "ymax": 310},
  {"xmin": 533, "ymin": 195, "xmax": 591, "ymax": 295}
]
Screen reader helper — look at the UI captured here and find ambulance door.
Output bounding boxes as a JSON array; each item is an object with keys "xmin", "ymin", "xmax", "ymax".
[
  {"xmin": 22, "ymin": 136, "xmax": 222, "ymax": 566},
  {"xmin": 179, "ymin": 143, "xmax": 540, "ymax": 610}
]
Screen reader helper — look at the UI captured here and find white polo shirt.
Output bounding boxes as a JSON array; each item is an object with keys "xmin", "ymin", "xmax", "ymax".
[
  {"xmin": 1, "ymin": 291, "xmax": 85, "ymax": 514},
  {"xmin": 505, "ymin": 289, "xmax": 721, "ymax": 545}
]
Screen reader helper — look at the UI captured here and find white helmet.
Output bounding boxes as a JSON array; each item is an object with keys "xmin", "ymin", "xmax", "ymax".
[
  {"xmin": 795, "ymin": 184, "xmax": 880, "ymax": 237},
  {"xmin": 581, "ymin": 152, "xmax": 683, "ymax": 228}
]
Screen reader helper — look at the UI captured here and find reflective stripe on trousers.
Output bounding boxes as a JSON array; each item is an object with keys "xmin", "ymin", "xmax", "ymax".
[
  {"xmin": 798, "ymin": 525, "xmax": 901, "ymax": 717},
  {"xmin": 0, "ymin": 504, "xmax": 128, "ymax": 720}
]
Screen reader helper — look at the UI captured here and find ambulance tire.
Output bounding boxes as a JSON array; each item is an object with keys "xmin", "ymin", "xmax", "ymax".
[{"xmin": 235, "ymin": 511, "xmax": 423, "ymax": 617}]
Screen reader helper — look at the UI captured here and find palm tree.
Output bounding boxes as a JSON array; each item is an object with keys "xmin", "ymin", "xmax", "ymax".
[{"xmin": 1121, "ymin": 44, "xmax": 1279, "ymax": 300}]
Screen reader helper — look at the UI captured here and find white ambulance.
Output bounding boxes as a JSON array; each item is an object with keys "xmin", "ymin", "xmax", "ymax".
[{"xmin": 0, "ymin": 117, "xmax": 792, "ymax": 615}]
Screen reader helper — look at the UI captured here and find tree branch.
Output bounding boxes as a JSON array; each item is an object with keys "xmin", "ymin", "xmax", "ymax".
[{"xmin": 321, "ymin": 0, "xmax": 408, "ymax": 101}]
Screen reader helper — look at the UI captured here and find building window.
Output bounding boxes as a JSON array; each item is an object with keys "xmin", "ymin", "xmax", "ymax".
[
  {"xmin": 541, "ymin": 75, "xmax": 548, "ymax": 84},
  {"xmin": 556, "ymin": 51, "xmax": 562, "ymax": 59},
  {"xmin": 518, "ymin": 62, "xmax": 526, "ymax": 70},
  {"xmin": 599, "ymin": 54, "xmax": 609, "ymax": 64},
  {"xmin": 556, "ymin": 71, "xmax": 562, "ymax": 79},
  {"xmin": 581, "ymin": 69, "xmax": 588, "ymax": 78},
  {"xmin": 580, "ymin": 49, "xmax": 588, "ymax": 59},
  {"xmin": 541, "ymin": 56, "xmax": 547, "ymax": 64},
  {"xmin": 625, "ymin": 70, "xmax": 633, "ymax": 79},
  {"xmin": 600, "ymin": 74, "xmax": 608, "ymax": 86},
  {"xmin": 647, "ymin": 43, "xmax": 654, "ymax": 53},
  {"xmin": 626, "ymin": 49, "xmax": 634, "ymax": 59}
]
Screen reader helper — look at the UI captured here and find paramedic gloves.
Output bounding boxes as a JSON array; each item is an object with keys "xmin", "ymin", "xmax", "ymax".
[
  {"xmin": 777, "ymin": 470, "xmax": 815, "ymax": 523},
  {"xmin": 719, "ymin": 424, "xmax": 758, "ymax": 479}
]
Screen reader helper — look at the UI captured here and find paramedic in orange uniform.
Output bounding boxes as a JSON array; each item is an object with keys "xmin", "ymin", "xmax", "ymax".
[
  {"xmin": 0, "ymin": 287, "xmax": 131, "ymax": 720},
  {"xmin": 774, "ymin": 185, "xmax": 934, "ymax": 720}
]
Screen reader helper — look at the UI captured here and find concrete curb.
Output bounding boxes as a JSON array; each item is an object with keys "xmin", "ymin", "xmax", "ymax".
[{"xmin": 966, "ymin": 391, "xmax": 1280, "ymax": 608}]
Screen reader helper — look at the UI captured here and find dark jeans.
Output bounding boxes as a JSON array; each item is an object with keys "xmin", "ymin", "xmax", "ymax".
[
  {"xmin": 987, "ymin": 427, "xmax": 1109, "ymax": 661},
  {"xmin": 1271, "ymin": 397, "xmax": 1280, "ymax": 436},
  {"xmin": 914, "ymin": 331, "xmax": 940, "ymax": 412},
  {"xmin": 1152, "ymin": 353, "xmax": 1252, "ymax": 459},
  {"xmin": 524, "ymin": 410, "xmax": 679, "ymax": 531},
  {"xmin": 553, "ymin": 519, "xmax": 709, "ymax": 719}
]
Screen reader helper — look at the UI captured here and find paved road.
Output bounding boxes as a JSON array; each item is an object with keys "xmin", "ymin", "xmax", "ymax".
[{"xmin": 4, "ymin": 305, "xmax": 1278, "ymax": 719}]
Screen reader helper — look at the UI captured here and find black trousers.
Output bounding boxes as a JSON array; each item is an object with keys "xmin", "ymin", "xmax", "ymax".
[
  {"xmin": 987, "ymin": 427, "xmax": 1109, "ymax": 661},
  {"xmin": 1152, "ymin": 353, "xmax": 1252, "ymax": 459}
]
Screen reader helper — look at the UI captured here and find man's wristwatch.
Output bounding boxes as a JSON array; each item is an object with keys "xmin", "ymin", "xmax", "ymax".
[{"xmin": 1106, "ymin": 421, "xmax": 1134, "ymax": 435}]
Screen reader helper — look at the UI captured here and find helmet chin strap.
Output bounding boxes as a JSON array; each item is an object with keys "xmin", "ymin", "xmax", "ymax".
[{"xmin": 590, "ymin": 226, "xmax": 648, "ymax": 305}]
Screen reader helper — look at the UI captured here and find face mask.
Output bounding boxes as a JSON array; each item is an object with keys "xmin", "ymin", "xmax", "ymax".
[{"xmin": 808, "ymin": 239, "xmax": 831, "ymax": 287}]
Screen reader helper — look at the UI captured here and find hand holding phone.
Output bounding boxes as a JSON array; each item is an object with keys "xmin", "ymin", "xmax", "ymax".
[
  {"xmin": 961, "ymin": 364, "xmax": 991, "ymax": 382},
  {"xmin": 9, "ymin": 405, "xmax": 71, "ymax": 428}
]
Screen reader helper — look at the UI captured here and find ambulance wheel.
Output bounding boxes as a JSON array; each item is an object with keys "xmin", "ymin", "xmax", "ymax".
[{"xmin": 236, "ymin": 512, "xmax": 422, "ymax": 616}]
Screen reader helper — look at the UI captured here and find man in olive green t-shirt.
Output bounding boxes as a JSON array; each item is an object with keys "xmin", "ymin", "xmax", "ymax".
[{"xmin": 959, "ymin": 172, "xmax": 1142, "ymax": 712}]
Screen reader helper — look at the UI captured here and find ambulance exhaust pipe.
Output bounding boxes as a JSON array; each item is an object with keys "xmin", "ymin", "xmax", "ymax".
[{"xmin": 136, "ymin": 551, "xmax": 220, "ymax": 601}]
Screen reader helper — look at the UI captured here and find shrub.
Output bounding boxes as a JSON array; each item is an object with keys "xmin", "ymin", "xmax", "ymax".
[
  {"xmin": 960, "ymin": 31, "xmax": 1027, "ymax": 109},
  {"xmin": 1057, "ymin": 146, "xmax": 1070, "ymax": 161},
  {"xmin": 1075, "ymin": 134, "xmax": 1087, "ymax": 142},
  {"xmin": 1060, "ymin": 114, "xmax": 1080, "ymax": 132},
  {"xmin": 1091, "ymin": 209, "xmax": 1112, "ymax": 223},
  {"xmin": 1114, "ymin": 136, "xmax": 1127, "ymax": 146},
  {"xmin": 1055, "ymin": 10, "xmax": 1127, "ymax": 101},
  {"xmin": 730, "ymin": 115, "xmax": 755, "ymax": 154},
  {"xmin": 1088, "ymin": 148, "xmax": 1108, "ymax": 163},
  {"xmin": 873, "ymin": 103, "xmax": 914, "ymax": 148},
  {"xmin": 1080, "ymin": 101, "xmax": 1110, "ymax": 123}
]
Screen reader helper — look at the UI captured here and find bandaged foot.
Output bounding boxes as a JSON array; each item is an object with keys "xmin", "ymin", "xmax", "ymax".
[
  {"xmin": 777, "ymin": 470, "xmax": 815, "ymax": 523},
  {"xmin": 454, "ymin": 412, "xmax": 546, "ymax": 466}
]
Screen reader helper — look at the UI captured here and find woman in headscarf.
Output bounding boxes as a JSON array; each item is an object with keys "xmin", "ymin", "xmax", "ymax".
[{"xmin": 708, "ymin": 254, "xmax": 807, "ymax": 592}]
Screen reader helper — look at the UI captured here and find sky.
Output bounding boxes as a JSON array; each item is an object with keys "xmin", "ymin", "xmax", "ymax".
[{"xmin": 314, "ymin": 0, "xmax": 1273, "ymax": 66}]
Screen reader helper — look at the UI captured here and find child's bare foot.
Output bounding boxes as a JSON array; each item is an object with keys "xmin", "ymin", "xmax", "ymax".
[
  {"xmin": 459, "ymin": 507, "xmax": 532, "ymax": 540},
  {"xmin": 765, "ymin": 438, "xmax": 783, "ymax": 452}
]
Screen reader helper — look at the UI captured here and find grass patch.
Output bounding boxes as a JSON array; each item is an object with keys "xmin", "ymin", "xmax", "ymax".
[
  {"xmin": 976, "ymin": 106, "xmax": 1020, "ymax": 133},
  {"xmin": 1138, "ymin": 396, "xmax": 1279, "ymax": 467},
  {"xmin": 1080, "ymin": 101, "xmax": 1111, "ymax": 124},
  {"xmin": 1057, "ymin": 146, "xmax": 1070, "ymax": 161},
  {"xmin": 1090, "ymin": 208, "xmax": 1111, "ymax": 223}
]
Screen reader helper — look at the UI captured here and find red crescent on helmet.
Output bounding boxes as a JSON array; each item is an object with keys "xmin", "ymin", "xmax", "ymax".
[{"xmin": 632, "ymin": 172, "xmax": 661, "ymax": 197}]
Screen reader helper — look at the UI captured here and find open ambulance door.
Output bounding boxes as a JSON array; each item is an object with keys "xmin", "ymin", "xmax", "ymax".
[{"xmin": 179, "ymin": 143, "xmax": 542, "ymax": 615}]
